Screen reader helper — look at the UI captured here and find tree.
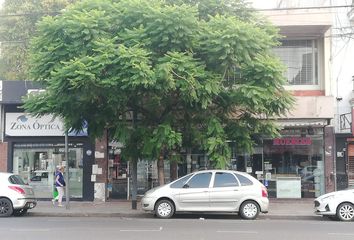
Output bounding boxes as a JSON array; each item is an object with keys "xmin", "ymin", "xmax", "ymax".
[
  {"xmin": 0, "ymin": 0, "xmax": 77, "ymax": 80},
  {"xmin": 23, "ymin": 0, "xmax": 294, "ymax": 201}
]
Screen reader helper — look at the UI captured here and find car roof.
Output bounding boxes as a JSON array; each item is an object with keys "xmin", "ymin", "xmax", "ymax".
[{"xmin": 191, "ymin": 169, "xmax": 248, "ymax": 175}]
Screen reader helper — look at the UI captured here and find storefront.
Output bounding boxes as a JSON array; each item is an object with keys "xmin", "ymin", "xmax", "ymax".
[
  {"xmin": 108, "ymin": 125, "xmax": 329, "ymax": 199},
  {"xmin": 4, "ymin": 112, "xmax": 95, "ymax": 201},
  {"xmin": 234, "ymin": 127, "xmax": 328, "ymax": 198},
  {"xmin": 261, "ymin": 127, "xmax": 325, "ymax": 198}
]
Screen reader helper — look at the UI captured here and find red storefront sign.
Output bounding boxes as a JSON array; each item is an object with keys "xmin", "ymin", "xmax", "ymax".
[{"xmin": 273, "ymin": 137, "xmax": 312, "ymax": 146}]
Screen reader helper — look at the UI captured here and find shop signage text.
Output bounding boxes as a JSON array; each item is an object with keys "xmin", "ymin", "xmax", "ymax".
[
  {"xmin": 5, "ymin": 113, "xmax": 87, "ymax": 137},
  {"xmin": 273, "ymin": 137, "xmax": 312, "ymax": 146}
]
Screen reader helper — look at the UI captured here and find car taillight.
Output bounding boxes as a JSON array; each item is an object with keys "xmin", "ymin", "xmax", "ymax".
[
  {"xmin": 261, "ymin": 186, "xmax": 268, "ymax": 198},
  {"xmin": 9, "ymin": 186, "xmax": 26, "ymax": 195}
]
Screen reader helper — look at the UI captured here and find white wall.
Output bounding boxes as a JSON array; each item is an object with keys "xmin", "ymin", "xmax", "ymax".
[{"xmin": 330, "ymin": 0, "xmax": 354, "ymax": 133}]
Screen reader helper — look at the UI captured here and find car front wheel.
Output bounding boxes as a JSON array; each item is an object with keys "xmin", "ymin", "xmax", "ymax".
[
  {"xmin": 336, "ymin": 202, "xmax": 354, "ymax": 221},
  {"xmin": 0, "ymin": 198, "xmax": 14, "ymax": 217},
  {"xmin": 239, "ymin": 200, "xmax": 260, "ymax": 220},
  {"xmin": 155, "ymin": 199, "xmax": 175, "ymax": 219}
]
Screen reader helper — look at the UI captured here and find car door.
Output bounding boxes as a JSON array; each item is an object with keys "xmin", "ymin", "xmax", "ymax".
[
  {"xmin": 209, "ymin": 172, "xmax": 242, "ymax": 211},
  {"xmin": 177, "ymin": 172, "xmax": 212, "ymax": 211}
]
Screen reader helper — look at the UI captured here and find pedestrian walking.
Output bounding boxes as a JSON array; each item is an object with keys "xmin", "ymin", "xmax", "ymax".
[
  {"xmin": 52, "ymin": 167, "xmax": 59, "ymax": 205},
  {"xmin": 54, "ymin": 166, "xmax": 66, "ymax": 207}
]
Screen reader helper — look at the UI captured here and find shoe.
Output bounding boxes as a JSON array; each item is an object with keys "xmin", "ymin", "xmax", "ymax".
[{"xmin": 58, "ymin": 204, "xmax": 63, "ymax": 207}]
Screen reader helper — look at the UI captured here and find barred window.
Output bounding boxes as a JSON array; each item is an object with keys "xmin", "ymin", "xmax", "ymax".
[{"xmin": 273, "ymin": 39, "xmax": 318, "ymax": 85}]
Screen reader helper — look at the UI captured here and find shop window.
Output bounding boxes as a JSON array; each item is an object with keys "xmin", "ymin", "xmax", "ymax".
[
  {"xmin": 262, "ymin": 131, "xmax": 325, "ymax": 198},
  {"xmin": 13, "ymin": 143, "xmax": 84, "ymax": 199}
]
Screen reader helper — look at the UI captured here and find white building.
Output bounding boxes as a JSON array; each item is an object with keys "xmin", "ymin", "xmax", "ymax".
[{"xmin": 250, "ymin": 0, "xmax": 354, "ymax": 196}]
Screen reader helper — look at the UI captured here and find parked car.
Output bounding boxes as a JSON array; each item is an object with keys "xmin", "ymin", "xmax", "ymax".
[
  {"xmin": 141, "ymin": 170, "xmax": 269, "ymax": 220},
  {"xmin": 0, "ymin": 172, "xmax": 37, "ymax": 217},
  {"xmin": 314, "ymin": 188, "xmax": 354, "ymax": 221}
]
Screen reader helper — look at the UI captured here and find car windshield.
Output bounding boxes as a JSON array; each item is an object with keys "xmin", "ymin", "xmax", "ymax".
[
  {"xmin": 8, "ymin": 175, "xmax": 26, "ymax": 185},
  {"xmin": 170, "ymin": 174, "xmax": 193, "ymax": 188}
]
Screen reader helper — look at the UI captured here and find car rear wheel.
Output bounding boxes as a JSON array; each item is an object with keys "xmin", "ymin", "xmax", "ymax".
[
  {"xmin": 336, "ymin": 202, "xmax": 354, "ymax": 221},
  {"xmin": 13, "ymin": 209, "xmax": 28, "ymax": 217},
  {"xmin": 239, "ymin": 200, "xmax": 260, "ymax": 220},
  {"xmin": 0, "ymin": 198, "xmax": 14, "ymax": 217},
  {"xmin": 155, "ymin": 199, "xmax": 175, "ymax": 219}
]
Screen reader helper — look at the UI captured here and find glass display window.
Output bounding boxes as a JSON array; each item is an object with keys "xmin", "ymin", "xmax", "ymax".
[
  {"xmin": 263, "ymin": 132, "xmax": 325, "ymax": 198},
  {"xmin": 13, "ymin": 143, "xmax": 84, "ymax": 198}
]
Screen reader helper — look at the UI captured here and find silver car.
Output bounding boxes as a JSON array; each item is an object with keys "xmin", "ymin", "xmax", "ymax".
[
  {"xmin": 0, "ymin": 172, "xmax": 37, "ymax": 217},
  {"xmin": 141, "ymin": 170, "xmax": 269, "ymax": 219}
]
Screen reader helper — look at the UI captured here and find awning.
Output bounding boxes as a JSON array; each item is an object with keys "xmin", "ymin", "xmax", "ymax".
[{"xmin": 275, "ymin": 119, "xmax": 330, "ymax": 128}]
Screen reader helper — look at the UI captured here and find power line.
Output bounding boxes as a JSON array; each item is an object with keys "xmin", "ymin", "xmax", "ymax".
[{"xmin": 255, "ymin": 4, "xmax": 353, "ymax": 11}]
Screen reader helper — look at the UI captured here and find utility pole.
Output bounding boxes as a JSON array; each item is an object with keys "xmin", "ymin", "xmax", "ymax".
[
  {"xmin": 131, "ymin": 110, "xmax": 138, "ymax": 210},
  {"xmin": 65, "ymin": 130, "xmax": 70, "ymax": 209}
]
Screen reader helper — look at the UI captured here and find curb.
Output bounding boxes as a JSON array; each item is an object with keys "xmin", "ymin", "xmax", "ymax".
[{"xmin": 27, "ymin": 212, "xmax": 320, "ymax": 221}]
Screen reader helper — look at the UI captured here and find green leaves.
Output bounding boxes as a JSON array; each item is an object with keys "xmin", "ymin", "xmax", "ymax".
[
  {"xmin": 23, "ymin": 0, "xmax": 294, "ymax": 169},
  {"xmin": 142, "ymin": 124, "xmax": 182, "ymax": 158},
  {"xmin": 204, "ymin": 118, "xmax": 231, "ymax": 169}
]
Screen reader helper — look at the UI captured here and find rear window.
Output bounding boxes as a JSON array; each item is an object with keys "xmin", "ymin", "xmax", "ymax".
[
  {"xmin": 8, "ymin": 175, "xmax": 26, "ymax": 185},
  {"xmin": 234, "ymin": 173, "xmax": 253, "ymax": 186}
]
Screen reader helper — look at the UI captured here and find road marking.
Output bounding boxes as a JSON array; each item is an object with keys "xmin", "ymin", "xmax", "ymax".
[
  {"xmin": 120, "ymin": 227, "xmax": 163, "ymax": 232},
  {"xmin": 328, "ymin": 233, "xmax": 354, "ymax": 236},
  {"xmin": 217, "ymin": 230, "xmax": 258, "ymax": 234},
  {"xmin": 10, "ymin": 229, "xmax": 50, "ymax": 232}
]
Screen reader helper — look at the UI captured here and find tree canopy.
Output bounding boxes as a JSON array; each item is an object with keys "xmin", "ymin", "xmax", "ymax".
[
  {"xmin": 0, "ymin": 0, "xmax": 77, "ymax": 80},
  {"xmin": 23, "ymin": 0, "xmax": 294, "ymax": 169}
]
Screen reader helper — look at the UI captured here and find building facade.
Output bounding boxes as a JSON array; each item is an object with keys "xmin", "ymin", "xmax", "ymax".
[
  {"xmin": 0, "ymin": 80, "xmax": 95, "ymax": 201},
  {"xmin": 333, "ymin": 0, "xmax": 354, "ymax": 190},
  {"xmin": 2, "ymin": 1, "xmax": 351, "ymax": 200},
  {"xmin": 242, "ymin": 0, "xmax": 336, "ymax": 198}
]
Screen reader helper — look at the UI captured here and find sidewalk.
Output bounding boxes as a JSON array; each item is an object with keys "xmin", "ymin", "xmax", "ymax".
[{"xmin": 28, "ymin": 198, "xmax": 319, "ymax": 220}]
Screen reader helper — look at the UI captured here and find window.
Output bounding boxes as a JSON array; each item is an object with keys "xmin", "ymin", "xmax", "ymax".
[
  {"xmin": 185, "ymin": 172, "xmax": 212, "ymax": 188},
  {"xmin": 213, "ymin": 172, "xmax": 239, "ymax": 187},
  {"xmin": 273, "ymin": 39, "xmax": 318, "ymax": 85},
  {"xmin": 13, "ymin": 143, "xmax": 84, "ymax": 198},
  {"xmin": 170, "ymin": 174, "xmax": 193, "ymax": 188},
  {"xmin": 234, "ymin": 173, "xmax": 253, "ymax": 186},
  {"xmin": 8, "ymin": 175, "xmax": 26, "ymax": 185}
]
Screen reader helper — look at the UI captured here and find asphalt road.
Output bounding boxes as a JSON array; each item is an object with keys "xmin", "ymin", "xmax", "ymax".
[{"xmin": 1, "ymin": 216, "xmax": 353, "ymax": 240}]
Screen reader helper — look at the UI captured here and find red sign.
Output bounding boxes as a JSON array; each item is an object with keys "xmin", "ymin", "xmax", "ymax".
[{"xmin": 273, "ymin": 137, "xmax": 312, "ymax": 146}]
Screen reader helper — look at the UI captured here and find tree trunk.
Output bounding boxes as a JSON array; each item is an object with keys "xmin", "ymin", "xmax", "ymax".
[
  {"xmin": 157, "ymin": 153, "xmax": 165, "ymax": 186},
  {"xmin": 186, "ymin": 147, "xmax": 192, "ymax": 173},
  {"xmin": 170, "ymin": 160, "xmax": 178, "ymax": 181}
]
